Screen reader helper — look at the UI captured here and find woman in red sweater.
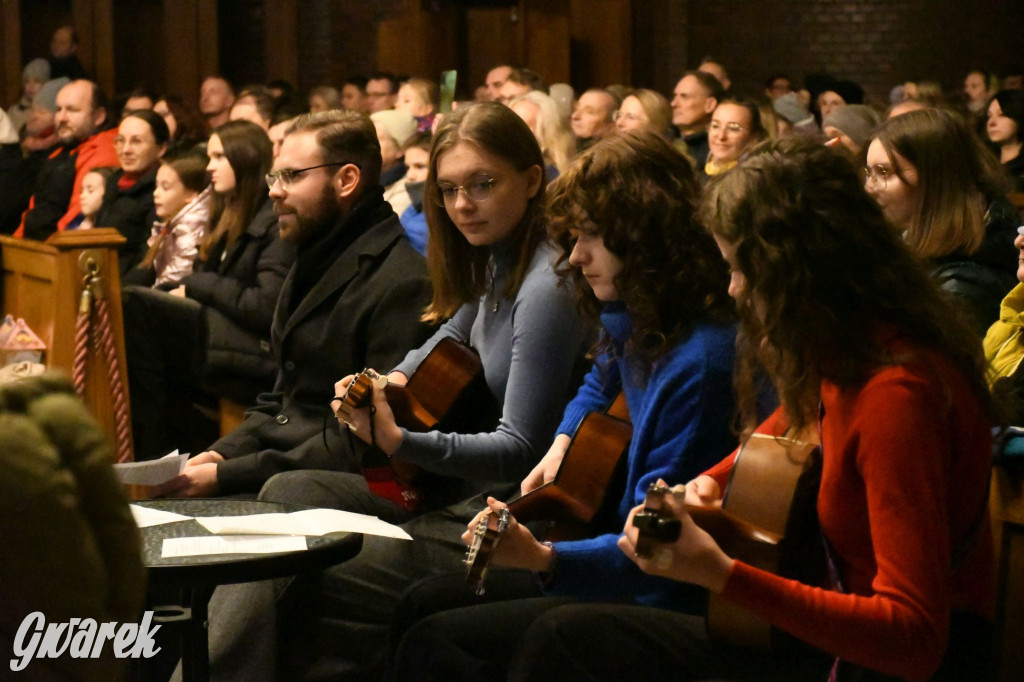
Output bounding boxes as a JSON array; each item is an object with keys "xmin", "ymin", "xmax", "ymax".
[{"xmin": 510, "ymin": 139, "xmax": 999, "ymax": 681}]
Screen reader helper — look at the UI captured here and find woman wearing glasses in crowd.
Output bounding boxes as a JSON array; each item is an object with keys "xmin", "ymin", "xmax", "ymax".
[
  {"xmin": 865, "ymin": 107, "xmax": 1018, "ymax": 334},
  {"xmin": 200, "ymin": 102, "xmax": 589, "ymax": 681},
  {"xmin": 463, "ymin": 138, "xmax": 996, "ymax": 682},
  {"xmin": 613, "ymin": 88, "xmax": 674, "ymax": 139},
  {"xmin": 123, "ymin": 120, "xmax": 295, "ymax": 461},
  {"xmin": 702, "ymin": 98, "xmax": 766, "ymax": 181}
]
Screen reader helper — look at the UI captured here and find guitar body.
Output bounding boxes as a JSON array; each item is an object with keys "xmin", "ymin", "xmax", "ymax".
[
  {"xmin": 510, "ymin": 395, "xmax": 632, "ymax": 540},
  {"xmin": 464, "ymin": 393, "xmax": 633, "ymax": 590},
  {"xmin": 703, "ymin": 433, "xmax": 821, "ymax": 650},
  {"xmin": 340, "ymin": 338, "xmax": 494, "ymax": 504}
]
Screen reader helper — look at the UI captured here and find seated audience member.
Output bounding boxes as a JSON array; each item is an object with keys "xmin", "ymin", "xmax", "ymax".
[
  {"xmin": 230, "ymin": 85, "xmax": 274, "ymax": 131},
  {"xmin": 763, "ymin": 73, "xmax": 792, "ymax": 101},
  {"xmin": 122, "ymin": 120, "xmax": 294, "ymax": 459},
  {"xmin": 266, "ymin": 116, "xmax": 294, "ymax": 159},
  {"xmin": 398, "ymin": 132, "xmax": 432, "ymax": 256},
  {"xmin": 0, "ymin": 374, "xmax": 145, "ymax": 682},
  {"xmin": 196, "ymin": 102, "xmax": 589, "ymax": 681},
  {"xmin": 509, "ymin": 90, "xmax": 574, "ymax": 178},
  {"xmin": 308, "ymin": 85, "xmax": 342, "ymax": 114},
  {"xmin": 123, "ymin": 150, "xmax": 211, "ymax": 288},
  {"xmin": 120, "ymin": 86, "xmax": 156, "ymax": 117},
  {"xmin": 671, "ymin": 70, "xmax": 724, "ymax": 169},
  {"xmin": 389, "ymin": 131, "xmax": 738, "ymax": 681},
  {"xmin": 964, "ymin": 69, "xmax": 993, "ymax": 116},
  {"xmin": 866, "ymin": 108, "xmax": 1019, "ymax": 334},
  {"xmin": 697, "ymin": 56, "xmax": 732, "ymax": 92},
  {"xmin": 341, "ymin": 76, "xmax": 368, "ymax": 112},
  {"xmin": 152, "ymin": 111, "xmax": 432, "ymax": 497},
  {"xmin": 984, "ymin": 226, "xmax": 1024, "ymax": 416},
  {"xmin": 570, "ymin": 88, "xmax": 618, "ymax": 152},
  {"xmin": 68, "ymin": 166, "xmax": 114, "ymax": 230},
  {"xmin": 6, "ymin": 58, "xmax": 50, "ymax": 133},
  {"xmin": 821, "ymin": 104, "xmax": 879, "ymax": 161},
  {"xmin": 96, "ymin": 110, "xmax": 169, "ymax": 272},
  {"xmin": 1, "ymin": 79, "xmax": 66, "ymax": 234},
  {"xmin": 614, "ymin": 88, "xmax": 673, "ymax": 138},
  {"xmin": 461, "ymin": 137, "xmax": 998, "ymax": 682},
  {"xmin": 498, "ymin": 68, "xmax": 545, "ymax": 105},
  {"xmin": 16, "ymin": 79, "xmax": 119, "ymax": 240},
  {"xmin": 703, "ymin": 98, "xmax": 766, "ymax": 180},
  {"xmin": 902, "ymin": 79, "xmax": 946, "ymax": 108},
  {"xmin": 199, "ymin": 76, "xmax": 235, "ymax": 130},
  {"xmin": 772, "ymin": 91, "xmax": 819, "ymax": 136},
  {"xmin": 366, "ymin": 72, "xmax": 400, "ymax": 113},
  {"xmin": 48, "ymin": 24, "xmax": 87, "ymax": 80},
  {"xmin": 986, "ymin": 89, "xmax": 1024, "ymax": 190},
  {"xmin": 396, "ymin": 78, "xmax": 438, "ymax": 132},
  {"xmin": 154, "ymin": 94, "xmax": 208, "ymax": 151},
  {"xmin": 484, "ymin": 64, "xmax": 514, "ymax": 102},
  {"xmin": 266, "ymin": 79, "xmax": 295, "ymax": 102},
  {"xmin": 371, "ymin": 108, "xmax": 417, "ymax": 215}
]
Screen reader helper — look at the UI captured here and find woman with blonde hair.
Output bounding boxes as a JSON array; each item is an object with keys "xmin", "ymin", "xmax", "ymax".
[
  {"xmin": 509, "ymin": 89, "xmax": 575, "ymax": 177},
  {"xmin": 614, "ymin": 88, "xmax": 673, "ymax": 138}
]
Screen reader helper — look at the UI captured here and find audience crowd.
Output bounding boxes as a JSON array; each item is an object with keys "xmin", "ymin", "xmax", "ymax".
[{"xmin": 4, "ymin": 21, "xmax": 1024, "ymax": 682}]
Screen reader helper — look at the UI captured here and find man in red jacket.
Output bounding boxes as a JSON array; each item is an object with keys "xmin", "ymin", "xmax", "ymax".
[{"xmin": 16, "ymin": 79, "xmax": 118, "ymax": 240}]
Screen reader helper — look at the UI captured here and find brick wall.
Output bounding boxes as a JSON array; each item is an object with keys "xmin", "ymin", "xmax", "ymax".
[{"xmin": 680, "ymin": 0, "xmax": 1024, "ymax": 104}]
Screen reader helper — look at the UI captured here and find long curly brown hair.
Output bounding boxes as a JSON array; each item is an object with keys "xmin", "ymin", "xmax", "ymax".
[
  {"xmin": 700, "ymin": 137, "xmax": 1000, "ymax": 435},
  {"xmin": 547, "ymin": 132, "xmax": 733, "ymax": 379}
]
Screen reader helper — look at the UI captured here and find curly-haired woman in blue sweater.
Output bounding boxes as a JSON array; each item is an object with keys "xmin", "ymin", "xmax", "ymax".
[{"xmin": 388, "ymin": 131, "xmax": 740, "ymax": 680}]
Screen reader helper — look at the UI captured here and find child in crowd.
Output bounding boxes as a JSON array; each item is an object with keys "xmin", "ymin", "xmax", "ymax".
[
  {"xmin": 70, "ymin": 167, "xmax": 115, "ymax": 230},
  {"xmin": 398, "ymin": 132, "xmax": 431, "ymax": 256},
  {"xmin": 125, "ymin": 150, "xmax": 212, "ymax": 287}
]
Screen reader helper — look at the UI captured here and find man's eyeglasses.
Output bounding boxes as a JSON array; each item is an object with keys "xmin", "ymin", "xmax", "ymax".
[
  {"xmin": 434, "ymin": 176, "xmax": 496, "ymax": 207},
  {"xmin": 265, "ymin": 162, "xmax": 352, "ymax": 190},
  {"xmin": 863, "ymin": 165, "xmax": 895, "ymax": 190}
]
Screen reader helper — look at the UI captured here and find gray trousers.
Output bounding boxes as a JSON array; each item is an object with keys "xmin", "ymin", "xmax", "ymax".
[{"xmin": 190, "ymin": 470, "xmax": 517, "ymax": 682}]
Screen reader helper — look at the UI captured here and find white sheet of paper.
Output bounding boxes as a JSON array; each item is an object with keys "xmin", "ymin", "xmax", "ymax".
[
  {"xmin": 114, "ymin": 450, "xmax": 190, "ymax": 486},
  {"xmin": 129, "ymin": 504, "xmax": 192, "ymax": 528},
  {"xmin": 195, "ymin": 508, "xmax": 412, "ymax": 540},
  {"xmin": 161, "ymin": 535, "xmax": 308, "ymax": 558}
]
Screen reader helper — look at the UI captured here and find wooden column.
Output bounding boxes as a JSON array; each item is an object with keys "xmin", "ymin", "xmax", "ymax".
[
  {"xmin": 72, "ymin": 0, "xmax": 115, "ymax": 97},
  {"xmin": 1, "ymin": 0, "xmax": 21, "ymax": 106},
  {"xmin": 0, "ymin": 229, "xmax": 133, "ymax": 460},
  {"xmin": 264, "ymin": 0, "xmax": 298, "ymax": 87}
]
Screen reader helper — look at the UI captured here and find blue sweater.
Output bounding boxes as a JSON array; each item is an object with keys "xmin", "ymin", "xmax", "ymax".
[{"xmin": 546, "ymin": 303, "xmax": 737, "ymax": 610}]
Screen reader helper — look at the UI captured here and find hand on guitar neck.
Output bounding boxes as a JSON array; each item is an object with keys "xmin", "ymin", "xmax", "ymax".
[
  {"xmin": 619, "ymin": 478, "xmax": 734, "ymax": 593},
  {"xmin": 331, "ymin": 371, "xmax": 408, "ymax": 456},
  {"xmin": 463, "ymin": 496, "xmax": 555, "ymax": 573}
]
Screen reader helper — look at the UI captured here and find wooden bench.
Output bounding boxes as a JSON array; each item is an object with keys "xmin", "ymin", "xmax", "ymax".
[{"xmin": 991, "ymin": 465, "xmax": 1024, "ymax": 681}]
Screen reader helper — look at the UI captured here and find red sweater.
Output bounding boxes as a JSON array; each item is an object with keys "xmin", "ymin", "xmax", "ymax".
[{"xmin": 706, "ymin": 345, "xmax": 993, "ymax": 680}]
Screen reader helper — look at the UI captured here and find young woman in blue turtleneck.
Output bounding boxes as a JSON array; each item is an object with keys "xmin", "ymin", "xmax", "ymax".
[{"xmin": 387, "ymin": 131, "xmax": 739, "ymax": 681}]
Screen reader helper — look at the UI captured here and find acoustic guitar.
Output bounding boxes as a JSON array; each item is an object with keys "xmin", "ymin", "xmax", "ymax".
[
  {"xmin": 633, "ymin": 433, "xmax": 821, "ymax": 651},
  {"xmin": 338, "ymin": 337, "xmax": 495, "ymax": 509},
  {"xmin": 464, "ymin": 392, "xmax": 633, "ymax": 594}
]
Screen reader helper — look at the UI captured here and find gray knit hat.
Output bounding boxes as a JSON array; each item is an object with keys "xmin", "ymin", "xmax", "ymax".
[
  {"xmin": 33, "ymin": 77, "xmax": 71, "ymax": 114},
  {"xmin": 822, "ymin": 104, "xmax": 880, "ymax": 151},
  {"xmin": 23, "ymin": 58, "xmax": 51, "ymax": 84},
  {"xmin": 773, "ymin": 92, "xmax": 811, "ymax": 124}
]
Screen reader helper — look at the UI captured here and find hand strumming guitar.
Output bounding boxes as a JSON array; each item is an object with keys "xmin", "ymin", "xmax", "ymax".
[
  {"xmin": 618, "ymin": 478, "xmax": 733, "ymax": 592},
  {"xmin": 519, "ymin": 434, "xmax": 572, "ymax": 495},
  {"xmin": 331, "ymin": 371, "xmax": 408, "ymax": 456},
  {"xmin": 463, "ymin": 496, "xmax": 555, "ymax": 573}
]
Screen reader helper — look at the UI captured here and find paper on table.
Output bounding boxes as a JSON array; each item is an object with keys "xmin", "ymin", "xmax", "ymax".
[
  {"xmin": 195, "ymin": 508, "xmax": 412, "ymax": 541},
  {"xmin": 130, "ymin": 504, "xmax": 192, "ymax": 528},
  {"xmin": 162, "ymin": 535, "xmax": 307, "ymax": 558},
  {"xmin": 114, "ymin": 450, "xmax": 189, "ymax": 486}
]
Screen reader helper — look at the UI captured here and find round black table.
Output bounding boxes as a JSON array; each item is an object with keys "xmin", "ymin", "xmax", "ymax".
[{"xmin": 137, "ymin": 499, "xmax": 363, "ymax": 682}]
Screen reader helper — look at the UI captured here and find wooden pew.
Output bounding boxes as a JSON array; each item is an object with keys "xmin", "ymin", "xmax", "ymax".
[
  {"xmin": 992, "ymin": 465, "xmax": 1024, "ymax": 681},
  {"xmin": 0, "ymin": 229, "xmax": 134, "ymax": 461}
]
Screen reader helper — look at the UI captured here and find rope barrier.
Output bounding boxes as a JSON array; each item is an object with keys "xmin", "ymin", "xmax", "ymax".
[{"xmin": 72, "ymin": 259, "xmax": 133, "ymax": 463}]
